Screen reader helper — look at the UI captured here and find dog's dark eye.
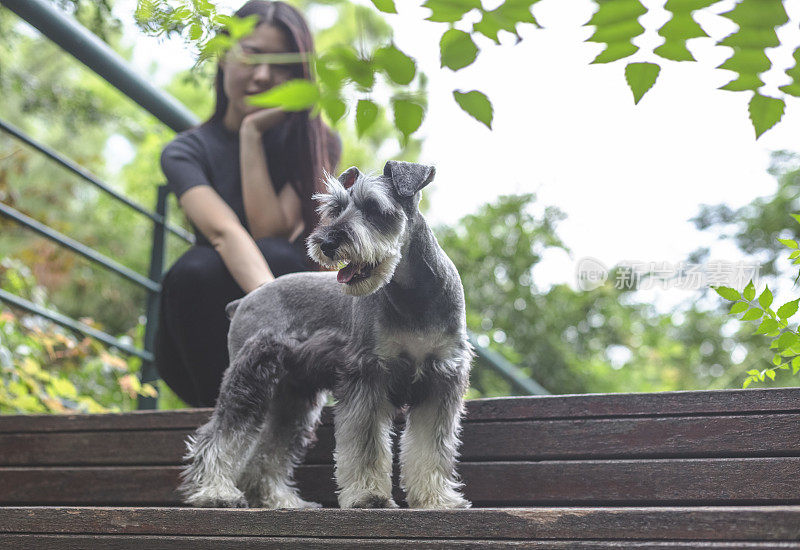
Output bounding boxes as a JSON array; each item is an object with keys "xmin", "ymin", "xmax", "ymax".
[{"xmin": 328, "ymin": 199, "xmax": 346, "ymax": 217}]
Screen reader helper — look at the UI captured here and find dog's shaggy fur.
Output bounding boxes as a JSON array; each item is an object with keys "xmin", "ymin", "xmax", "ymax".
[{"xmin": 180, "ymin": 161, "xmax": 473, "ymax": 509}]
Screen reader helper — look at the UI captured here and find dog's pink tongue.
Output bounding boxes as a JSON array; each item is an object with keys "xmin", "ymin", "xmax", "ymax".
[{"xmin": 337, "ymin": 262, "xmax": 359, "ymax": 283}]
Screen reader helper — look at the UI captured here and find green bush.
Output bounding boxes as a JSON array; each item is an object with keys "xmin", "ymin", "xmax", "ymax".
[{"xmin": 0, "ymin": 258, "xmax": 156, "ymax": 414}]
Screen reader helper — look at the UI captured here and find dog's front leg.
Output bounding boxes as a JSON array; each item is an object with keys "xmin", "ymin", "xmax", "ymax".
[
  {"xmin": 333, "ymin": 374, "xmax": 397, "ymax": 508},
  {"xmin": 400, "ymin": 357, "xmax": 471, "ymax": 509}
]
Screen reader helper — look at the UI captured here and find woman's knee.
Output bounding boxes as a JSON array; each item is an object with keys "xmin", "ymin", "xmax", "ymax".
[{"xmin": 163, "ymin": 246, "xmax": 234, "ymax": 299}]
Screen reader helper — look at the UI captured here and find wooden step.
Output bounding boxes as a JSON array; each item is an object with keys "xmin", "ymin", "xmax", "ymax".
[
  {"xmin": 0, "ymin": 388, "xmax": 798, "ymax": 507},
  {"xmin": 0, "ymin": 506, "xmax": 798, "ymax": 549}
]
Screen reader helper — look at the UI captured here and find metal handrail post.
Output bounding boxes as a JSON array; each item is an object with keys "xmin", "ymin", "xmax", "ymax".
[
  {"xmin": 468, "ymin": 332, "xmax": 549, "ymax": 395},
  {"xmin": 138, "ymin": 185, "xmax": 170, "ymax": 409}
]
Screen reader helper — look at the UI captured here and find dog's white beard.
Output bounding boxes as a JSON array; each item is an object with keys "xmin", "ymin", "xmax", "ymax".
[{"xmin": 342, "ymin": 253, "xmax": 401, "ymax": 296}]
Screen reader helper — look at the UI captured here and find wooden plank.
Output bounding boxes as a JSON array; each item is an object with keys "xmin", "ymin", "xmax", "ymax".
[
  {"xmin": 0, "ymin": 506, "xmax": 798, "ymax": 540},
  {"xmin": 2, "ymin": 388, "xmax": 798, "ymax": 433},
  {"xmin": 2, "ymin": 535, "xmax": 798, "ymax": 549},
  {"xmin": 1, "ymin": 458, "xmax": 798, "ymax": 506},
  {"xmin": 2, "ymin": 413, "xmax": 798, "ymax": 467},
  {"xmin": 458, "ymin": 414, "xmax": 800, "ymax": 460}
]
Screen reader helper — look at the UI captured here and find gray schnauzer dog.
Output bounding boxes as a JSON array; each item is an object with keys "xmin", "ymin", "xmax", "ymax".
[{"xmin": 179, "ymin": 160, "xmax": 473, "ymax": 509}]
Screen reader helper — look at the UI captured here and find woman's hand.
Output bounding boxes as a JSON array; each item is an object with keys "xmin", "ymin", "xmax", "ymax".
[{"xmin": 241, "ymin": 107, "xmax": 287, "ymax": 135}]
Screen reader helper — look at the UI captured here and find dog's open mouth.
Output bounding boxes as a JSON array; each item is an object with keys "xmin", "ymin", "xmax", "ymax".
[{"xmin": 337, "ymin": 261, "xmax": 375, "ymax": 285}]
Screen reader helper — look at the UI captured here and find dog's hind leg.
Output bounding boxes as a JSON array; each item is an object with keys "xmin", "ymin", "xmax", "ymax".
[
  {"xmin": 400, "ymin": 354, "xmax": 472, "ymax": 509},
  {"xmin": 239, "ymin": 379, "xmax": 328, "ymax": 509},
  {"xmin": 179, "ymin": 329, "xmax": 287, "ymax": 508},
  {"xmin": 239, "ymin": 328, "xmax": 343, "ymax": 508}
]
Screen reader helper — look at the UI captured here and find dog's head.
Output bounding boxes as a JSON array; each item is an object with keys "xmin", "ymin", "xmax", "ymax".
[{"xmin": 306, "ymin": 160, "xmax": 436, "ymax": 296}]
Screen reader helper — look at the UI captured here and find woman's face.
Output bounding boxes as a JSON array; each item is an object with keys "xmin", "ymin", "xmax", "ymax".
[{"xmin": 222, "ymin": 23, "xmax": 297, "ymax": 125}]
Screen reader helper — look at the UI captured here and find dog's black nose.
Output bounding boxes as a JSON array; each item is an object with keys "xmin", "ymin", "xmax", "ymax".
[{"xmin": 320, "ymin": 238, "xmax": 339, "ymax": 259}]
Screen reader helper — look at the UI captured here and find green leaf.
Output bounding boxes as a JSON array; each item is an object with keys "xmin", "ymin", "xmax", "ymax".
[
  {"xmin": 758, "ymin": 286, "xmax": 773, "ymax": 309},
  {"xmin": 776, "ymin": 331, "xmax": 800, "ymax": 350},
  {"xmin": 713, "ymin": 286, "xmax": 741, "ymax": 301},
  {"xmin": 792, "ymin": 213, "xmax": 800, "ymax": 226},
  {"xmin": 593, "ymin": 42, "xmax": 638, "ymax": 64},
  {"xmin": 717, "ymin": 0, "xmax": 787, "ymax": 94},
  {"xmin": 780, "ymin": 46, "xmax": 800, "ymax": 97},
  {"xmin": 226, "ymin": 14, "xmax": 259, "ymax": 40},
  {"xmin": 453, "ymin": 90, "xmax": 493, "ymax": 129},
  {"xmin": 729, "ymin": 302, "xmax": 748, "ymax": 314},
  {"xmin": 585, "ymin": 0, "xmax": 646, "ymax": 64},
  {"xmin": 766, "ymin": 369, "xmax": 776, "ymax": 381},
  {"xmin": 333, "ymin": 46, "xmax": 375, "ymax": 89},
  {"xmin": 748, "ymin": 94, "xmax": 785, "ymax": 139},
  {"xmin": 320, "ymin": 96, "xmax": 346, "ymax": 124},
  {"xmin": 746, "ymin": 369, "xmax": 761, "ymax": 376},
  {"xmin": 440, "ymin": 29, "xmax": 479, "ymax": 71},
  {"xmin": 393, "ymin": 99, "xmax": 425, "ymax": 140},
  {"xmin": 247, "ymin": 79, "xmax": 320, "ymax": 111},
  {"xmin": 654, "ymin": 1, "xmax": 717, "ymax": 62},
  {"xmin": 743, "ymin": 377, "xmax": 753, "ymax": 388},
  {"xmin": 356, "ymin": 99, "xmax": 379, "ymax": 137},
  {"xmin": 624, "ymin": 62, "xmax": 661, "ymax": 104},
  {"xmin": 374, "ymin": 45, "xmax": 416, "ymax": 85},
  {"xmin": 423, "ymin": 0, "xmax": 482, "ymax": 22},
  {"xmin": 741, "ymin": 308, "xmax": 763, "ymax": 321},
  {"xmin": 773, "ymin": 354, "xmax": 784, "ymax": 366},
  {"xmin": 778, "ymin": 238, "xmax": 798, "ymax": 249},
  {"xmin": 743, "ymin": 280, "xmax": 756, "ymax": 302},
  {"xmin": 472, "ymin": 0, "xmax": 540, "ymax": 43},
  {"xmin": 315, "ymin": 54, "xmax": 347, "ymax": 91},
  {"xmin": 189, "ymin": 22, "xmax": 203, "ymax": 41},
  {"xmin": 792, "ymin": 356, "xmax": 800, "ymax": 374},
  {"xmin": 370, "ymin": 0, "xmax": 397, "ymax": 14},
  {"xmin": 755, "ymin": 318, "xmax": 780, "ymax": 334},
  {"xmin": 204, "ymin": 34, "xmax": 233, "ymax": 57},
  {"xmin": 777, "ymin": 299, "xmax": 800, "ymax": 320}
]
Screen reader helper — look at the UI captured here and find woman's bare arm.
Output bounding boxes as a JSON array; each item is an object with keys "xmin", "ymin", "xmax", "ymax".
[
  {"xmin": 179, "ymin": 185, "xmax": 274, "ymax": 293},
  {"xmin": 240, "ymin": 117, "xmax": 304, "ymax": 240}
]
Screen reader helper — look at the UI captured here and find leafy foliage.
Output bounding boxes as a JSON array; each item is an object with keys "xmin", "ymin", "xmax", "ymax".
[
  {"xmin": 713, "ymin": 238, "xmax": 800, "ymax": 388},
  {"xmin": 435, "ymin": 193, "xmax": 762, "ymax": 397},
  {"xmin": 0, "ymin": 259, "xmax": 156, "ymax": 414},
  {"xmin": 1, "ymin": 0, "xmax": 424, "ymax": 414},
  {"xmin": 655, "ymin": 0, "xmax": 716, "ymax": 62},
  {"xmin": 472, "ymin": 0, "xmax": 540, "ymax": 44},
  {"xmin": 135, "ymin": 0, "xmax": 799, "ymax": 139},
  {"xmin": 585, "ymin": 0, "xmax": 646, "ymax": 64}
]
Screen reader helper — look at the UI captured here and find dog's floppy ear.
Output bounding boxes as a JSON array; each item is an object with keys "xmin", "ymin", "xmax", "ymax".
[
  {"xmin": 383, "ymin": 161, "xmax": 436, "ymax": 198},
  {"xmin": 338, "ymin": 166, "xmax": 361, "ymax": 190}
]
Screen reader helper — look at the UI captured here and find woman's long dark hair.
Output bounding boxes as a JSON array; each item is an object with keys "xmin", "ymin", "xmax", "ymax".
[{"xmin": 208, "ymin": 1, "xmax": 340, "ymax": 254}]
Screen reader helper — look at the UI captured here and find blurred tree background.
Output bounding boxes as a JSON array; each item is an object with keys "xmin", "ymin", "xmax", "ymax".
[{"xmin": 0, "ymin": 0, "xmax": 798, "ymax": 414}]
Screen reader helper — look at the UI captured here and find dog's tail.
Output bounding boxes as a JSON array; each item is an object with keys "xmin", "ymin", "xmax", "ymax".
[{"xmin": 225, "ymin": 298, "xmax": 242, "ymax": 320}]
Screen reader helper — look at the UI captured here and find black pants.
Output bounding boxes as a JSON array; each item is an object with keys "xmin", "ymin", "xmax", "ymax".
[{"xmin": 154, "ymin": 237, "xmax": 309, "ymax": 407}]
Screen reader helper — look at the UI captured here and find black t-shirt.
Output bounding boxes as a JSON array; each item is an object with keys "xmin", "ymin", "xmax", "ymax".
[{"xmin": 161, "ymin": 117, "xmax": 300, "ymax": 248}]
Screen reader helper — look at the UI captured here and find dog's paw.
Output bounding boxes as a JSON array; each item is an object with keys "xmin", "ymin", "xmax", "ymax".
[
  {"xmin": 184, "ymin": 486, "xmax": 249, "ymax": 508},
  {"xmin": 261, "ymin": 493, "xmax": 323, "ymax": 509},
  {"xmin": 407, "ymin": 493, "xmax": 471, "ymax": 509},
  {"xmin": 347, "ymin": 495, "xmax": 399, "ymax": 509}
]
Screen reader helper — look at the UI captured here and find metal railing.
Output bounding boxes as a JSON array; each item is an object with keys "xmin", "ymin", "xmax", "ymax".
[
  {"xmin": 0, "ymin": 0, "xmax": 548, "ymax": 409},
  {"xmin": 0, "ymin": 117, "xmax": 194, "ymax": 407}
]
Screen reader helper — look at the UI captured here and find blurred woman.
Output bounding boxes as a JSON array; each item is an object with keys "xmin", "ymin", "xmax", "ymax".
[{"xmin": 155, "ymin": 0, "xmax": 340, "ymax": 406}]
